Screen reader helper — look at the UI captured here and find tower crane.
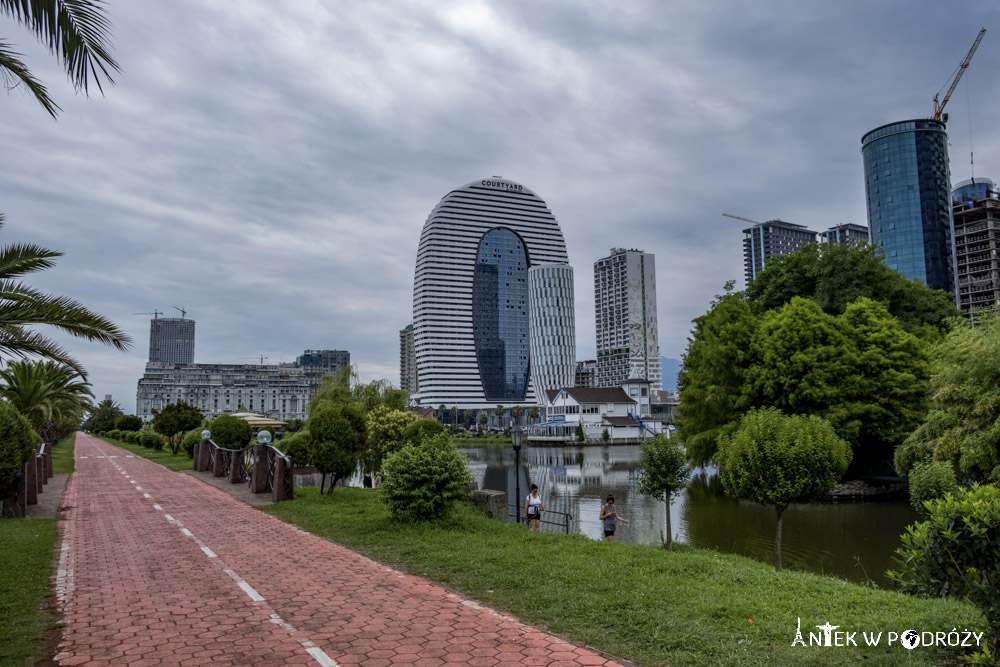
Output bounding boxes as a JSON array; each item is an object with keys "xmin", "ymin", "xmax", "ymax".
[
  {"xmin": 933, "ymin": 27, "xmax": 986, "ymax": 122},
  {"xmin": 240, "ymin": 355, "xmax": 269, "ymax": 365},
  {"xmin": 173, "ymin": 306, "xmax": 187, "ymax": 319},
  {"xmin": 722, "ymin": 213, "xmax": 764, "ymax": 225},
  {"xmin": 133, "ymin": 310, "xmax": 163, "ymax": 362}
]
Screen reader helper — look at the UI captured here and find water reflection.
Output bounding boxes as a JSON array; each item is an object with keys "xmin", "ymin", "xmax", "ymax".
[{"xmin": 461, "ymin": 445, "xmax": 918, "ymax": 586}]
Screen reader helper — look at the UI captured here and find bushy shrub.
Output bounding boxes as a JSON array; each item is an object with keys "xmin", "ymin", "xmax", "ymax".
[
  {"xmin": 181, "ymin": 430, "xmax": 202, "ymax": 458},
  {"xmin": 908, "ymin": 460, "xmax": 957, "ymax": 513},
  {"xmin": 310, "ymin": 405, "xmax": 367, "ymax": 492},
  {"xmin": 400, "ymin": 419, "xmax": 446, "ymax": 447},
  {"xmin": 0, "ymin": 402, "xmax": 38, "ymax": 490},
  {"xmin": 139, "ymin": 430, "xmax": 162, "ymax": 449},
  {"xmin": 106, "ymin": 429, "xmax": 122, "ymax": 441},
  {"xmin": 115, "ymin": 415, "xmax": 143, "ymax": 432},
  {"xmin": 209, "ymin": 415, "xmax": 253, "ymax": 448},
  {"xmin": 381, "ymin": 432, "xmax": 472, "ymax": 521},
  {"xmin": 123, "ymin": 430, "xmax": 139, "ymax": 444},
  {"xmin": 278, "ymin": 430, "xmax": 312, "ymax": 467},
  {"xmin": 889, "ymin": 484, "xmax": 1000, "ymax": 656}
]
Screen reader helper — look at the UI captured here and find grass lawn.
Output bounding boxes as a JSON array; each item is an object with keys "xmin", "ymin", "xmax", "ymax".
[
  {"xmin": 451, "ymin": 436, "xmax": 513, "ymax": 447},
  {"xmin": 51, "ymin": 433, "xmax": 76, "ymax": 475},
  {"xmin": 97, "ymin": 437, "xmax": 193, "ymax": 471},
  {"xmin": 0, "ymin": 519, "xmax": 60, "ymax": 666},
  {"xmin": 265, "ymin": 488, "xmax": 986, "ymax": 666}
]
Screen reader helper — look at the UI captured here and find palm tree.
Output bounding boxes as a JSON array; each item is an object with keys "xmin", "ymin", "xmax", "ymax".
[
  {"xmin": 2, "ymin": 0, "xmax": 120, "ymax": 118},
  {"xmin": 0, "ymin": 215, "xmax": 131, "ymax": 373},
  {"xmin": 0, "ymin": 359, "xmax": 94, "ymax": 443},
  {"xmin": 511, "ymin": 405, "xmax": 524, "ymax": 427},
  {"xmin": 83, "ymin": 397, "xmax": 121, "ymax": 432}
]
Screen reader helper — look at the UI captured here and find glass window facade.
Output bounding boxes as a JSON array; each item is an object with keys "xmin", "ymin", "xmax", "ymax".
[
  {"xmin": 472, "ymin": 228, "xmax": 530, "ymax": 400},
  {"xmin": 862, "ymin": 119, "xmax": 956, "ymax": 294}
]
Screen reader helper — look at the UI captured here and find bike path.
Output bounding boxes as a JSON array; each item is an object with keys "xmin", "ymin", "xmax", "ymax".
[{"xmin": 54, "ymin": 433, "xmax": 622, "ymax": 666}]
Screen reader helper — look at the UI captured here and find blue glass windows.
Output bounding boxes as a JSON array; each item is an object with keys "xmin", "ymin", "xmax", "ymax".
[{"xmin": 472, "ymin": 228, "xmax": 530, "ymax": 401}]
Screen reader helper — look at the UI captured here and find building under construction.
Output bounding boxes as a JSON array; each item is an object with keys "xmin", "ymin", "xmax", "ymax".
[{"xmin": 953, "ymin": 178, "xmax": 1000, "ymax": 313}]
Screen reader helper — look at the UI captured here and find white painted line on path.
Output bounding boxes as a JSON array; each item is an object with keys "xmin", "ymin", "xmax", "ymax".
[
  {"xmin": 201, "ymin": 546, "xmax": 218, "ymax": 558},
  {"xmin": 143, "ymin": 493, "xmax": 151, "ymax": 499},
  {"xmin": 153, "ymin": 504, "xmax": 163, "ymax": 511},
  {"xmin": 238, "ymin": 581, "xmax": 265, "ymax": 602}
]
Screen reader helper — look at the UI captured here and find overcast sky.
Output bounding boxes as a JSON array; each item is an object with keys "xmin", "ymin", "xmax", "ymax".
[{"xmin": 3, "ymin": 1, "xmax": 998, "ymax": 414}]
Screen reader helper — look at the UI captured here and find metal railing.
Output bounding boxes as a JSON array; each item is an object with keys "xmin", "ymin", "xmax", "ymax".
[
  {"xmin": 197, "ymin": 438, "xmax": 293, "ymax": 502},
  {"xmin": 507, "ymin": 503, "xmax": 573, "ymax": 533}
]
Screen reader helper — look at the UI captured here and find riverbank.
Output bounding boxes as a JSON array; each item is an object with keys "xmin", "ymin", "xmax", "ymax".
[{"xmin": 264, "ymin": 488, "xmax": 984, "ymax": 666}]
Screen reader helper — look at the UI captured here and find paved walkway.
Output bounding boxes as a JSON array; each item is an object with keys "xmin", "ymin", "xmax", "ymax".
[{"xmin": 55, "ymin": 433, "xmax": 624, "ymax": 666}]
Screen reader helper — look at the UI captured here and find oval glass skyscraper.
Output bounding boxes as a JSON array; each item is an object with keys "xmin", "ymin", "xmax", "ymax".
[
  {"xmin": 473, "ymin": 228, "xmax": 530, "ymax": 401},
  {"xmin": 412, "ymin": 178, "xmax": 572, "ymax": 410},
  {"xmin": 862, "ymin": 119, "xmax": 957, "ymax": 295}
]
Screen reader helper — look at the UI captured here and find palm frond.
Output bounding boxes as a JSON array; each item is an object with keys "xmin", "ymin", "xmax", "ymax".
[
  {"xmin": 0, "ymin": 38, "xmax": 59, "ymax": 116},
  {"xmin": 0, "ymin": 242, "xmax": 62, "ymax": 279},
  {"xmin": 1, "ymin": 0, "xmax": 120, "ymax": 96},
  {"xmin": 0, "ymin": 281, "xmax": 132, "ymax": 351},
  {"xmin": 0, "ymin": 323, "xmax": 83, "ymax": 374}
]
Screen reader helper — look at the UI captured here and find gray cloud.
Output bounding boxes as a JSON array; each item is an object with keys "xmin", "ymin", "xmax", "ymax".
[{"xmin": 2, "ymin": 0, "xmax": 998, "ymax": 412}]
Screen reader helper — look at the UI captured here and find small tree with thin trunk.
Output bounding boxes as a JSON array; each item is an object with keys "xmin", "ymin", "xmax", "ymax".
[
  {"xmin": 717, "ymin": 408, "xmax": 851, "ymax": 572},
  {"xmin": 636, "ymin": 435, "xmax": 691, "ymax": 550}
]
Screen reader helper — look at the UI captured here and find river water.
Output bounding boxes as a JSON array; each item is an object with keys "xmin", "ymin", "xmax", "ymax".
[{"xmin": 460, "ymin": 444, "xmax": 919, "ymax": 586}]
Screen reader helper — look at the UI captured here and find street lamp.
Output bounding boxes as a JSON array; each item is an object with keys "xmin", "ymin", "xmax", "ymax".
[
  {"xmin": 257, "ymin": 430, "xmax": 272, "ymax": 445},
  {"xmin": 512, "ymin": 425, "xmax": 523, "ymax": 524},
  {"xmin": 201, "ymin": 430, "xmax": 211, "ymax": 441}
]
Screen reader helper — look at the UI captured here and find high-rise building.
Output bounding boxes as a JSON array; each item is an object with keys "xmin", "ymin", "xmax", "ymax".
[
  {"xmin": 574, "ymin": 360, "xmax": 597, "ymax": 388},
  {"xmin": 742, "ymin": 220, "xmax": 818, "ymax": 285},
  {"xmin": 594, "ymin": 248, "xmax": 660, "ymax": 388},
  {"xmin": 411, "ymin": 177, "xmax": 572, "ymax": 409},
  {"xmin": 399, "ymin": 324, "xmax": 417, "ymax": 395},
  {"xmin": 527, "ymin": 264, "xmax": 576, "ymax": 400},
  {"xmin": 148, "ymin": 317, "xmax": 195, "ymax": 364},
  {"xmin": 862, "ymin": 119, "xmax": 957, "ymax": 295},
  {"xmin": 952, "ymin": 179, "xmax": 1000, "ymax": 313},
  {"xmin": 822, "ymin": 223, "xmax": 870, "ymax": 246},
  {"xmin": 295, "ymin": 350, "xmax": 350, "ymax": 390}
]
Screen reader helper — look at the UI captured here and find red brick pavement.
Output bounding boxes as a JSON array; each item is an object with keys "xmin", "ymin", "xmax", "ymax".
[{"xmin": 54, "ymin": 433, "xmax": 625, "ymax": 666}]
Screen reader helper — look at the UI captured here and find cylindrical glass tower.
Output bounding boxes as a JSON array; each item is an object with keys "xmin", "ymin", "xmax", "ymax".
[
  {"xmin": 861, "ymin": 119, "xmax": 957, "ymax": 295},
  {"xmin": 528, "ymin": 264, "xmax": 576, "ymax": 402}
]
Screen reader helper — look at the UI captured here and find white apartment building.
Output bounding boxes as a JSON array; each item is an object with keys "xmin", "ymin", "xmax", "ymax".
[
  {"xmin": 594, "ymin": 248, "xmax": 661, "ymax": 388},
  {"xmin": 527, "ymin": 376, "xmax": 663, "ymax": 443}
]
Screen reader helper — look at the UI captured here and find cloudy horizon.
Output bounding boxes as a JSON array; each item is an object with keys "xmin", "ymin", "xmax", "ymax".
[{"xmin": 3, "ymin": 1, "xmax": 998, "ymax": 414}]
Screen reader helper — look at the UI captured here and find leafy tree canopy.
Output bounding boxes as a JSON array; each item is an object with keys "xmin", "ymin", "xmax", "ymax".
[
  {"xmin": 309, "ymin": 404, "xmax": 367, "ymax": 492},
  {"xmin": 152, "ymin": 400, "xmax": 203, "ymax": 436},
  {"xmin": 83, "ymin": 397, "xmax": 122, "ymax": 433},
  {"xmin": 0, "ymin": 399, "xmax": 40, "ymax": 489},
  {"xmin": 636, "ymin": 435, "xmax": 692, "ymax": 550},
  {"xmin": 364, "ymin": 406, "xmax": 418, "ymax": 473},
  {"xmin": 114, "ymin": 414, "xmax": 142, "ymax": 432},
  {"xmin": 898, "ymin": 312, "xmax": 1000, "ymax": 482},
  {"xmin": 307, "ymin": 366, "xmax": 408, "ymax": 418},
  {"xmin": 744, "ymin": 242, "xmax": 958, "ymax": 334},
  {"xmin": 0, "ymin": 359, "xmax": 92, "ymax": 442},
  {"xmin": 208, "ymin": 414, "xmax": 252, "ymax": 448}
]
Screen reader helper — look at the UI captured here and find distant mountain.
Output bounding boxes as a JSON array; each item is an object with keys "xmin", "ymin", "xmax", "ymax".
[{"xmin": 661, "ymin": 356, "xmax": 681, "ymax": 391}]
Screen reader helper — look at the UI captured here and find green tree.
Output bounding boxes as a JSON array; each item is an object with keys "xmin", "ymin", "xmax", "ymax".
[
  {"xmin": 744, "ymin": 242, "xmax": 957, "ymax": 334},
  {"xmin": 717, "ymin": 408, "xmax": 852, "ymax": 572},
  {"xmin": 576, "ymin": 423, "xmax": 585, "ymax": 442},
  {"xmin": 400, "ymin": 419, "xmax": 446, "ymax": 447},
  {"xmin": 889, "ymin": 484, "xmax": 1000, "ymax": 656},
  {"xmin": 529, "ymin": 406, "xmax": 540, "ymax": 425},
  {"xmin": 2, "ymin": 0, "xmax": 120, "ymax": 118},
  {"xmin": 381, "ymin": 432, "xmax": 472, "ymax": 521},
  {"xmin": 365, "ymin": 406, "xmax": 418, "ymax": 473},
  {"xmin": 283, "ymin": 418, "xmax": 304, "ymax": 433},
  {"xmin": 0, "ymin": 359, "xmax": 93, "ymax": 443},
  {"xmin": 494, "ymin": 405, "xmax": 504, "ymax": 430},
  {"xmin": 0, "ymin": 399, "xmax": 39, "ymax": 491},
  {"xmin": 208, "ymin": 414, "xmax": 252, "ymax": 448},
  {"xmin": 114, "ymin": 414, "xmax": 142, "ymax": 431},
  {"xmin": 309, "ymin": 404, "xmax": 367, "ymax": 493},
  {"xmin": 84, "ymin": 397, "xmax": 121, "ymax": 433},
  {"xmin": 900, "ymin": 312, "xmax": 1000, "ymax": 482},
  {"xmin": 478, "ymin": 414, "xmax": 487, "ymax": 432},
  {"xmin": 307, "ymin": 366, "xmax": 407, "ymax": 417},
  {"xmin": 511, "ymin": 405, "xmax": 524, "ymax": 426},
  {"xmin": 438, "ymin": 403, "xmax": 447, "ymax": 423},
  {"xmin": 676, "ymin": 288, "xmax": 757, "ymax": 465},
  {"xmin": 152, "ymin": 401, "xmax": 203, "ymax": 438},
  {"xmin": 636, "ymin": 435, "xmax": 692, "ymax": 550}
]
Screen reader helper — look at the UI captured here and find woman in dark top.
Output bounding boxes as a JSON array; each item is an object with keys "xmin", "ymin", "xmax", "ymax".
[{"xmin": 599, "ymin": 495, "xmax": 628, "ymax": 542}]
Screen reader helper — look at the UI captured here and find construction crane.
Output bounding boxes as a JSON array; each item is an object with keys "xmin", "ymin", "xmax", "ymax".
[
  {"xmin": 132, "ymin": 309, "xmax": 162, "ymax": 319},
  {"xmin": 722, "ymin": 213, "xmax": 764, "ymax": 226},
  {"xmin": 133, "ymin": 310, "xmax": 162, "ymax": 362},
  {"xmin": 933, "ymin": 27, "xmax": 986, "ymax": 122},
  {"xmin": 173, "ymin": 306, "xmax": 187, "ymax": 319},
  {"xmin": 239, "ymin": 355, "xmax": 269, "ymax": 365}
]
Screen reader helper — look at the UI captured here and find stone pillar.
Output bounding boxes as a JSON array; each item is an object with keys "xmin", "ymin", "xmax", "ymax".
[
  {"xmin": 36, "ymin": 453, "xmax": 45, "ymax": 494},
  {"xmin": 251, "ymin": 444, "xmax": 268, "ymax": 494},
  {"xmin": 212, "ymin": 448, "xmax": 224, "ymax": 477},
  {"xmin": 196, "ymin": 439, "xmax": 212, "ymax": 472},
  {"xmin": 272, "ymin": 455, "xmax": 293, "ymax": 502},
  {"xmin": 45, "ymin": 447, "xmax": 53, "ymax": 480},
  {"xmin": 472, "ymin": 490, "xmax": 507, "ymax": 520},
  {"xmin": 229, "ymin": 451, "xmax": 243, "ymax": 484},
  {"xmin": 25, "ymin": 458, "xmax": 38, "ymax": 506},
  {"xmin": 192, "ymin": 440, "xmax": 201, "ymax": 470}
]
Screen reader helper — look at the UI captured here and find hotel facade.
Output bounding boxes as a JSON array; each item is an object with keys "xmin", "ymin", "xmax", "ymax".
[{"xmin": 411, "ymin": 178, "xmax": 574, "ymax": 410}]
